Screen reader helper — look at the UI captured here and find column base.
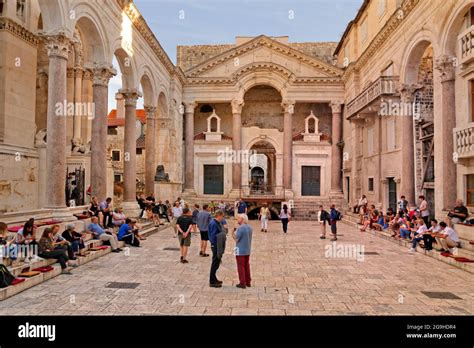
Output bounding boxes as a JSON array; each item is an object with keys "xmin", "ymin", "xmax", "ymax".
[
  {"xmin": 49, "ymin": 208, "xmax": 76, "ymax": 222},
  {"xmin": 228, "ymin": 189, "xmax": 242, "ymax": 199},
  {"xmin": 182, "ymin": 189, "xmax": 197, "ymax": 199},
  {"xmin": 122, "ymin": 201, "xmax": 141, "ymax": 219},
  {"xmin": 284, "ymin": 189, "xmax": 294, "ymax": 199}
]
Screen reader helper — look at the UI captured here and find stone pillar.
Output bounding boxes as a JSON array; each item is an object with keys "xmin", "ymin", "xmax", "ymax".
[
  {"xmin": 435, "ymin": 55, "xmax": 457, "ymax": 211},
  {"xmin": 73, "ymin": 67, "xmax": 83, "ymax": 140},
  {"xmin": 82, "ymin": 69, "xmax": 93, "ymax": 143},
  {"xmin": 231, "ymin": 99, "xmax": 244, "ymax": 193},
  {"xmin": 282, "ymin": 100, "xmax": 295, "ymax": 193},
  {"xmin": 44, "ymin": 34, "xmax": 69, "ymax": 209},
  {"xmin": 398, "ymin": 84, "xmax": 417, "ymax": 206},
  {"xmin": 184, "ymin": 102, "xmax": 197, "ymax": 193},
  {"xmin": 144, "ymin": 105, "xmax": 157, "ymax": 195},
  {"xmin": 66, "ymin": 67, "xmax": 75, "ymax": 146},
  {"xmin": 121, "ymin": 89, "xmax": 142, "ymax": 211},
  {"xmin": 330, "ymin": 102, "xmax": 343, "ymax": 193},
  {"xmin": 91, "ymin": 65, "xmax": 116, "ymax": 201}
]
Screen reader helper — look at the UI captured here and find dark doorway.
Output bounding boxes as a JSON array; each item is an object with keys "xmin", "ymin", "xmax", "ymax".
[
  {"xmin": 204, "ymin": 165, "xmax": 224, "ymax": 195},
  {"xmin": 388, "ymin": 177, "xmax": 397, "ymax": 212},
  {"xmin": 301, "ymin": 166, "xmax": 321, "ymax": 196}
]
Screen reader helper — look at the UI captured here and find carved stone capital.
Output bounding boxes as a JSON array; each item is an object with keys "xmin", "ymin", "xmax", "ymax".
[
  {"xmin": 92, "ymin": 65, "xmax": 117, "ymax": 87},
  {"xmin": 67, "ymin": 68, "xmax": 75, "ymax": 79},
  {"xmin": 120, "ymin": 89, "xmax": 142, "ymax": 106},
  {"xmin": 231, "ymin": 99, "xmax": 245, "ymax": 114},
  {"xmin": 435, "ymin": 55, "xmax": 456, "ymax": 82},
  {"xmin": 144, "ymin": 105, "xmax": 158, "ymax": 118},
  {"xmin": 44, "ymin": 33, "xmax": 70, "ymax": 60},
  {"xmin": 282, "ymin": 100, "xmax": 295, "ymax": 114},
  {"xmin": 184, "ymin": 101, "xmax": 197, "ymax": 114},
  {"xmin": 82, "ymin": 69, "xmax": 93, "ymax": 81},
  {"xmin": 398, "ymin": 83, "xmax": 422, "ymax": 103},
  {"xmin": 330, "ymin": 101, "xmax": 343, "ymax": 114}
]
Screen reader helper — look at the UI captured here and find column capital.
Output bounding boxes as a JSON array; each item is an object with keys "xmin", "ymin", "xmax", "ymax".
[
  {"xmin": 231, "ymin": 99, "xmax": 245, "ymax": 114},
  {"xmin": 398, "ymin": 83, "xmax": 421, "ymax": 103},
  {"xmin": 92, "ymin": 65, "xmax": 117, "ymax": 87},
  {"xmin": 144, "ymin": 105, "xmax": 157, "ymax": 118},
  {"xmin": 281, "ymin": 100, "xmax": 295, "ymax": 114},
  {"xmin": 67, "ymin": 67, "xmax": 75, "ymax": 79},
  {"xmin": 43, "ymin": 33, "xmax": 70, "ymax": 60},
  {"xmin": 120, "ymin": 89, "xmax": 142, "ymax": 106},
  {"xmin": 330, "ymin": 101, "xmax": 344, "ymax": 114},
  {"xmin": 74, "ymin": 66, "xmax": 84, "ymax": 79},
  {"xmin": 83, "ymin": 68, "xmax": 94, "ymax": 81},
  {"xmin": 184, "ymin": 101, "xmax": 197, "ymax": 114},
  {"xmin": 435, "ymin": 55, "xmax": 456, "ymax": 82}
]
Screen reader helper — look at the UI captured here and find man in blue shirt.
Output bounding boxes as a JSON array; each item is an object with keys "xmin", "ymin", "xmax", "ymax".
[
  {"xmin": 329, "ymin": 205, "xmax": 340, "ymax": 241},
  {"xmin": 88, "ymin": 217, "xmax": 122, "ymax": 252},
  {"xmin": 196, "ymin": 204, "xmax": 211, "ymax": 257},
  {"xmin": 99, "ymin": 197, "xmax": 113, "ymax": 228},
  {"xmin": 236, "ymin": 198, "xmax": 248, "ymax": 215},
  {"xmin": 118, "ymin": 219, "xmax": 140, "ymax": 247},
  {"xmin": 208, "ymin": 210, "xmax": 225, "ymax": 288}
]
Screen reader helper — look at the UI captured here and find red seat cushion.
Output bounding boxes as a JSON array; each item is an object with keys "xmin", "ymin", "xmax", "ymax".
[
  {"xmin": 32, "ymin": 266, "xmax": 54, "ymax": 273},
  {"xmin": 454, "ymin": 257, "xmax": 474, "ymax": 263},
  {"xmin": 7, "ymin": 225, "xmax": 23, "ymax": 233},
  {"xmin": 440, "ymin": 252, "xmax": 454, "ymax": 257},
  {"xmin": 11, "ymin": 278, "xmax": 26, "ymax": 286}
]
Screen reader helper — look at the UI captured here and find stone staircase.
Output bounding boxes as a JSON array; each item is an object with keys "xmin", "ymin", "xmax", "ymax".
[
  {"xmin": 341, "ymin": 211, "xmax": 474, "ymax": 274},
  {"xmin": 0, "ymin": 221, "xmax": 169, "ymax": 301},
  {"xmin": 291, "ymin": 198, "xmax": 345, "ymax": 221}
]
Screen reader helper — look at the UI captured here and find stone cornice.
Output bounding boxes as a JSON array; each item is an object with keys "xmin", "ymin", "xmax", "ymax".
[
  {"xmin": 117, "ymin": 0, "xmax": 176, "ymax": 75},
  {"xmin": 185, "ymin": 35, "xmax": 343, "ymax": 78},
  {"xmin": 0, "ymin": 16, "xmax": 39, "ymax": 47},
  {"xmin": 341, "ymin": 0, "xmax": 421, "ymax": 80},
  {"xmin": 184, "ymin": 75, "xmax": 343, "ymax": 87}
]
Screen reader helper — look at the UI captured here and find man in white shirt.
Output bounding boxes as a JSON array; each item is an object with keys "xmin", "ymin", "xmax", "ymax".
[
  {"xmin": 171, "ymin": 201, "xmax": 183, "ymax": 237},
  {"xmin": 434, "ymin": 221, "xmax": 460, "ymax": 253},
  {"xmin": 353, "ymin": 194, "xmax": 367, "ymax": 214},
  {"xmin": 418, "ymin": 195, "xmax": 430, "ymax": 226},
  {"xmin": 409, "ymin": 219, "xmax": 429, "ymax": 253}
]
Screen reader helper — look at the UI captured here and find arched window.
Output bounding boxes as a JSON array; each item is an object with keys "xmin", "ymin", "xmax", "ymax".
[{"xmin": 16, "ymin": 0, "xmax": 26, "ymax": 21}]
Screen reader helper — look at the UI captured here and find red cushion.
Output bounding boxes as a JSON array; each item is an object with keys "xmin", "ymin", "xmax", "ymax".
[
  {"xmin": 454, "ymin": 257, "xmax": 474, "ymax": 263},
  {"xmin": 32, "ymin": 266, "xmax": 54, "ymax": 273},
  {"xmin": 7, "ymin": 225, "xmax": 23, "ymax": 233},
  {"xmin": 11, "ymin": 278, "xmax": 26, "ymax": 286},
  {"xmin": 440, "ymin": 252, "xmax": 454, "ymax": 257},
  {"xmin": 98, "ymin": 246, "xmax": 109, "ymax": 250}
]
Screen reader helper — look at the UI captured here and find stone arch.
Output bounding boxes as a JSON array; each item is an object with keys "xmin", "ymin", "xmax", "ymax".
[
  {"xmin": 246, "ymin": 135, "xmax": 281, "ymax": 154},
  {"xmin": 207, "ymin": 110, "xmax": 221, "ymax": 133},
  {"xmin": 113, "ymin": 47, "xmax": 137, "ymax": 90},
  {"xmin": 236, "ymin": 71, "xmax": 289, "ymax": 101},
  {"xmin": 37, "ymin": 0, "xmax": 71, "ymax": 35},
  {"xmin": 139, "ymin": 70, "xmax": 157, "ymax": 108},
  {"xmin": 439, "ymin": 0, "xmax": 473, "ymax": 57},
  {"xmin": 157, "ymin": 91, "xmax": 168, "ymax": 118},
  {"xmin": 73, "ymin": 10, "xmax": 109, "ymax": 66}
]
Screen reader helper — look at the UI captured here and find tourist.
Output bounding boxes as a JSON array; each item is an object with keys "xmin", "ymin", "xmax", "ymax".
[
  {"xmin": 151, "ymin": 203, "xmax": 162, "ymax": 226},
  {"xmin": 209, "ymin": 200, "xmax": 216, "ymax": 214},
  {"xmin": 319, "ymin": 205, "xmax": 330, "ymax": 239},
  {"xmin": 259, "ymin": 203, "xmax": 270, "ymax": 233},
  {"xmin": 424, "ymin": 219, "xmax": 440, "ymax": 251},
  {"xmin": 88, "ymin": 196, "xmax": 102, "ymax": 223},
  {"xmin": 146, "ymin": 193, "xmax": 156, "ymax": 204},
  {"xmin": 38, "ymin": 228, "xmax": 73, "ymax": 274},
  {"xmin": 176, "ymin": 208, "xmax": 194, "ymax": 263},
  {"xmin": 353, "ymin": 194, "xmax": 367, "ymax": 214},
  {"xmin": 433, "ymin": 221, "xmax": 461, "ymax": 254},
  {"xmin": 218, "ymin": 200, "xmax": 226, "ymax": 213},
  {"xmin": 208, "ymin": 210, "xmax": 225, "ymax": 288},
  {"xmin": 358, "ymin": 204, "xmax": 368, "ymax": 225},
  {"xmin": 448, "ymin": 199, "xmax": 469, "ymax": 225},
  {"xmin": 15, "ymin": 220, "xmax": 38, "ymax": 261},
  {"xmin": 236, "ymin": 198, "xmax": 248, "ymax": 216},
  {"xmin": 390, "ymin": 221, "xmax": 401, "ymax": 240},
  {"xmin": 196, "ymin": 204, "xmax": 211, "ymax": 257},
  {"xmin": 171, "ymin": 201, "xmax": 183, "ymax": 237},
  {"xmin": 156, "ymin": 200, "xmax": 170, "ymax": 223},
  {"xmin": 99, "ymin": 197, "xmax": 113, "ymax": 228},
  {"xmin": 112, "ymin": 207, "xmax": 127, "ymax": 227},
  {"xmin": 192, "ymin": 204, "xmax": 200, "ymax": 233},
  {"xmin": 409, "ymin": 219, "xmax": 428, "ymax": 253},
  {"xmin": 88, "ymin": 217, "xmax": 122, "ymax": 253},
  {"xmin": 418, "ymin": 195, "xmax": 430, "ymax": 226},
  {"xmin": 144, "ymin": 205, "xmax": 154, "ymax": 221},
  {"xmin": 0, "ymin": 222, "xmax": 17, "ymax": 261},
  {"xmin": 279, "ymin": 204, "xmax": 291, "ymax": 234},
  {"xmin": 359, "ymin": 205, "xmax": 378, "ymax": 232},
  {"xmin": 399, "ymin": 216, "xmax": 413, "ymax": 240},
  {"xmin": 51, "ymin": 224, "xmax": 75, "ymax": 260},
  {"xmin": 232, "ymin": 214, "xmax": 253, "ymax": 289},
  {"xmin": 329, "ymin": 204, "xmax": 340, "ymax": 241},
  {"xmin": 398, "ymin": 195, "xmax": 408, "ymax": 215},
  {"xmin": 118, "ymin": 219, "xmax": 140, "ymax": 247},
  {"xmin": 62, "ymin": 223, "xmax": 86, "ymax": 257}
]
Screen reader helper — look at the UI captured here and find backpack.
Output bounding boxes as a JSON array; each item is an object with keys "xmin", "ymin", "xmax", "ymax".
[
  {"xmin": 0, "ymin": 264, "xmax": 15, "ymax": 288},
  {"xmin": 335, "ymin": 210, "xmax": 343, "ymax": 221}
]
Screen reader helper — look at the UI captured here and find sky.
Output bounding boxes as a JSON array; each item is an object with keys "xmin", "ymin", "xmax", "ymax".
[{"xmin": 108, "ymin": 0, "xmax": 363, "ymax": 111}]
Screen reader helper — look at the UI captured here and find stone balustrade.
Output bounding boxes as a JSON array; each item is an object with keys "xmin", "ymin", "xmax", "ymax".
[
  {"xmin": 346, "ymin": 76, "xmax": 399, "ymax": 119},
  {"xmin": 459, "ymin": 25, "xmax": 474, "ymax": 66},
  {"xmin": 454, "ymin": 123, "xmax": 474, "ymax": 159}
]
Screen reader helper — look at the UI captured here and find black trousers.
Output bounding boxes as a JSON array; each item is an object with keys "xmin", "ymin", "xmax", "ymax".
[
  {"xmin": 39, "ymin": 250, "xmax": 69, "ymax": 269},
  {"xmin": 102, "ymin": 211, "xmax": 112, "ymax": 226},
  {"xmin": 55, "ymin": 245, "xmax": 74, "ymax": 260},
  {"xmin": 422, "ymin": 216, "xmax": 430, "ymax": 226},
  {"xmin": 121, "ymin": 233, "xmax": 140, "ymax": 247},
  {"xmin": 209, "ymin": 245, "xmax": 220, "ymax": 284},
  {"xmin": 423, "ymin": 234, "xmax": 435, "ymax": 250},
  {"xmin": 281, "ymin": 218, "xmax": 289, "ymax": 233}
]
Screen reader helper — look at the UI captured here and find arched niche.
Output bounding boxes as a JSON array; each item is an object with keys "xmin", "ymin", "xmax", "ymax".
[
  {"xmin": 204, "ymin": 110, "xmax": 223, "ymax": 141},
  {"xmin": 303, "ymin": 110, "xmax": 321, "ymax": 142}
]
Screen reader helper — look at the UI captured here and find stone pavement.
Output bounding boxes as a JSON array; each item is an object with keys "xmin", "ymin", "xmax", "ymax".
[{"xmin": 1, "ymin": 220, "xmax": 473, "ymax": 316}]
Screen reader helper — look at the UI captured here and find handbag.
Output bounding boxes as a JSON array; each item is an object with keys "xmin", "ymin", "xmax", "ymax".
[{"xmin": 0, "ymin": 264, "xmax": 15, "ymax": 288}]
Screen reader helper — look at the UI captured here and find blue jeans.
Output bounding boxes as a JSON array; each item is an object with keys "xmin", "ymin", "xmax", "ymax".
[
  {"xmin": 412, "ymin": 236, "xmax": 423, "ymax": 249},
  {"xmin": 281, "ymin": 218, "xmax": 289, "ymax": 233},
  {"xmin": 400, "ymin": 229, "xmax": 411, "ymax": 239}
]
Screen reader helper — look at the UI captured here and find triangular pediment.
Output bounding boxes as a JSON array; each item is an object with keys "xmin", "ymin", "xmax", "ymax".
[{"xmin": 184, "ymin": 35, "xmax": 342, "ymax": 80}]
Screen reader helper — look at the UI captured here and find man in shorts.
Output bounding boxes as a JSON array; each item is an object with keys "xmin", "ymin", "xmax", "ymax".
[
  {"xmin": 196, "ymin": 204, "xmax": 211, "ymax": 257},
  {"xmin": 176, "ymin": 208, "xmax": 194, "ymax": 263}
]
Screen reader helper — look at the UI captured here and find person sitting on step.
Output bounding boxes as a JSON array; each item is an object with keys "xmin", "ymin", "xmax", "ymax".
[
  {"xmin": 87, "ymin": 217, "xmax": 122, "ymax": 253},
  {"xmin": 117, "ymin": 219, "xmax": 141, "ymax": 247}
]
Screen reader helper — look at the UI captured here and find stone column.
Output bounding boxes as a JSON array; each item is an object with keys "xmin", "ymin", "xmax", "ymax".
[
  {"xmin": 44, "ymin": 34, "xmax": 69, "ymax": 209},
  {"xmin": 121, "ymin": 89, "xmax": 142, "ymax": 210},
  {"xmin": 82, "ymin": 69, "xmax": 93, "ymax": 143},
  {"xmin": 66, "ymin": 67, "xmax": 75, "ymax": 146},
  {"xmin": 184, "ymin": 102, "xmax": 197, "ymax": 193},
  {"xmin": 73, "ymin": 67, "xmax": 83, "ymax": 140},
  {"xmin": 144, "ymin": 105, "xmax": 157, "ymax": 195},
  {"xmin": 231, "ymin": 99, "xmax": 244, "ymax": 193},
  {"xmin": 282, "ymin": 100, "xmax": 295, "ymax": 192},
  {"xmin": 330, "ymin": 102, "xmax": 343, "ymax": 193},
  {"xmin": 91, "ymin": 65, "xmax": 116, "ymax": 201},
  {"xmin": 435, "ymin": 55, "xmax": 457, "ymax": 211},
  {"xmin": 398, "ymin": 84, "xmax": 417, "ymax": 206}
]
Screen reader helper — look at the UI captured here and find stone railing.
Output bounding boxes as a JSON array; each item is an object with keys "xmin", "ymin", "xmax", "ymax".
[
  {"xmin": 454, "ymin": 123, "xmax": 474, "ymax": 159},
  {"xmin": 459, "ymin": 25, "xmax": 474, "ymax": 66},
  {"xmin": 346, "ymin": 76, "xmax": 399, "ymax": 119}
]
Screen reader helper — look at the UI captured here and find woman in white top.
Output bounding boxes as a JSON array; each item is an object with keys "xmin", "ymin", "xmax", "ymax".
[
  {"xmin": 279, "ymin": 204, "xmax": 291, "ymax": 234},
  {"xmin": 259, "ymin": 203, "xmax": 270, "ymax": 233}
]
